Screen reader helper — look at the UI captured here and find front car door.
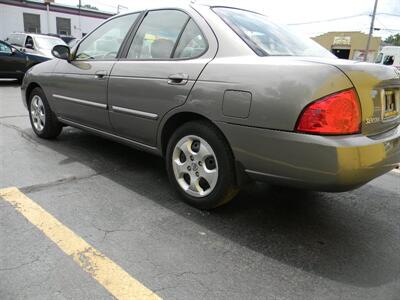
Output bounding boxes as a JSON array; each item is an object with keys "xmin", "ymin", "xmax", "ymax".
[
  {"xmin": 49, "ymin": 13, "xmax": 140, "ymax": 130},
  {"xmin": 0, "ymin": 41, "xmax": 27, "ymax": 79},
  {"xmin": 108, "ymin": 8, "xmax": 218, "ymax": 146}
]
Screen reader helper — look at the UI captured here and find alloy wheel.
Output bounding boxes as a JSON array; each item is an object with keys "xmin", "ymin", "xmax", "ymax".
[
  {"xmin": 172, "ymin": 135, "xmax": 219, "ymax": 197},
  {"xmin": 30, "ymin": 95, "xmax": 46, "ymax": 132}
]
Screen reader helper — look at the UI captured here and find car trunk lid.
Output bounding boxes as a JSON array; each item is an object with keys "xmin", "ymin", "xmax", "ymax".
[{"xmin": 299, "ymin": 57, "xmax": 400, "ymax": 136}]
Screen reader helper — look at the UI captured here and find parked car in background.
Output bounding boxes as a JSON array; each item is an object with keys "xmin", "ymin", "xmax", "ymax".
[
  {"xmin": 6, "ymin": 33, "xmax": 66, "ymax": 58},
  {"xmin": 21, "ymin": 3, "xmax": 400, "ymax": 210},
  {"xmin": 47, "ymin": 33, "xmax": 76, "ymax": 44},
  {"xmin": 67, "ymin": 38, "xmax": 80, "ymax": 48},
  {"xmin": 0, "ymin": 40, "xmax": 49, "ymax": 82},
  {"xmin": 375, "ymin": 46, "xmax": 400, "ymax": 70}
]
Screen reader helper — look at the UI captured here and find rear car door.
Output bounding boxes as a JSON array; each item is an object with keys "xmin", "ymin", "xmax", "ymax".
[
  {"xmin": 108, "ymin": 9, "xmax": 217, "ymax": 146},
  {"xmin": 50, "ymin": 13, "xmax": 140, "ymax": 130},
  {"xmin": 0, "ymin": 41, "xmax": 27, "ymax": 79}
]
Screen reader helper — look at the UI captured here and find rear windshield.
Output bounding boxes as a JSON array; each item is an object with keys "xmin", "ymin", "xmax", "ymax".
[{"xmin": 213, "ymin": 7, "xmax": 335, "ymax": 58}]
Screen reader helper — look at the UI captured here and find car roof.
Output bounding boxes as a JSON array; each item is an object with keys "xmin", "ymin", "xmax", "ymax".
[{"xmin": 113, "ymin": 0, "xmax": 258, "ymax": 18}]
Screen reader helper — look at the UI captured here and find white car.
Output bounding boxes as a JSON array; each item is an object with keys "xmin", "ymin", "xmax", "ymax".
[{"xmin": 375, "ymin": 46, "xmax": 400, "ymax": 70}]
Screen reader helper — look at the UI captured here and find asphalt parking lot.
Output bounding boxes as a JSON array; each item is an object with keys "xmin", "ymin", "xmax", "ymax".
[{"xmin": 1, "ymin": 80, "xmax": 400, "ymax": 300}]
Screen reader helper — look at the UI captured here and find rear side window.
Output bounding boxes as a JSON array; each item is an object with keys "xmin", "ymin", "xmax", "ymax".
[
  {"xmin": 173, "ymin": 19, "xmax": 207, "ymax": 59},
  {"xmin": 75, "ymin": 13, "xmax": 139, "ymax": 61},
  {"xmin": 127, "ymin": 10, "xmax": 189, "ymax": 59},
  {"xmin": 213, "ymin": 7, "xmax": 334, "ymax": 58}
]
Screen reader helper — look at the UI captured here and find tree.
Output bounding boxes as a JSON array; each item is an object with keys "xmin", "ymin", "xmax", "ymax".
[
  {"xmin": 384, "ymin": 34, "xmax": 400, "ymax": 46},
  {"xmin": 78, "ymin": 4, "xmax": 99, "ymax": 10}
]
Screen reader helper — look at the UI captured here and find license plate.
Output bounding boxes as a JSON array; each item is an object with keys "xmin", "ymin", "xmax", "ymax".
[{"xmin": 382, "ymin": 89, "xmax": 399, "ymax": 119}]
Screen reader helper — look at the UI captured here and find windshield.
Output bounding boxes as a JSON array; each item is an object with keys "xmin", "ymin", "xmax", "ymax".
[
  {"xmin": 375, "ymin": 52, "xmax": 383, "ymax": 63},
  {"xmin": 34, "ymin": 36, "xmax": 66, "ymax": 50},
  {"xmin": 213, "ymin": 7, "xmax": 335, "ymax": 58}
]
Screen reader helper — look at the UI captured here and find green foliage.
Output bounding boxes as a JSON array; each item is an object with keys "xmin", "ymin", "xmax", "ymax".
[
  {"xmin": 77, "ymin": 4, "xmax": 99, "ymax": 11},
  {"xmin": 384, "ymin": 34, "xmax": 400, "ymax": 46}
]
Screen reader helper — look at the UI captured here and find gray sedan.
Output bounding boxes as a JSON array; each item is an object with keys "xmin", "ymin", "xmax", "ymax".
[{"xmin": 21, "ymin": 3, "xmax": 400, "ymax": 209}]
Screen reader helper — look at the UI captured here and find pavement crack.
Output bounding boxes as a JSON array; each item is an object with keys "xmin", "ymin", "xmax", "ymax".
[
  {"xmin": 0, "ymin": 114, "xmax": 28, "ymax": 119},
  {"xmin": 0, "ymin": 258, "xmax": 40, "ymax": 272},
  {"xmin": 152, "ymin": 284, "xmax": 181, "ymax": 293},
  {"xmin": 0, "ymin": 121, "xmax": 40, "ymax": 147},
  {"xmin": 20, "ymin": 173, "xmax": 101, "ymax": 193},
  {"xmin": 91, "ymin": 223, "xmax": 135, "ymax": 242}
]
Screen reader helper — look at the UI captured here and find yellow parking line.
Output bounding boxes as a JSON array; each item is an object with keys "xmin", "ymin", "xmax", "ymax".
[{"xmin": 0, "ymin": 187, "xmax": 161, "ymax": 300}]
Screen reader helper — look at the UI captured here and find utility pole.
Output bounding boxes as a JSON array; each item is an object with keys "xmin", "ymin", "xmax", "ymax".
[
  {"xmin": 364, "ymin": 0, "xmax": 378, "ymax": 62},
  {"xmin": 78, "ymin": 0, "xmax": 82, "ymax": 37},
  {"xmin": 117, "ymin": 5, "xmax": 128, "ymax": 14}
]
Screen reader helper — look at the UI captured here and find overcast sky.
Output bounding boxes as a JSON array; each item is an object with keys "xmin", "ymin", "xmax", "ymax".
[{"xmin": 55, "ymin": 0, "xmax": 400, "ymax": 38}]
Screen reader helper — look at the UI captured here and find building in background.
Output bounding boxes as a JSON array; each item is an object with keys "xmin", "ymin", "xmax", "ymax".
[
  {"xmin": 0, "ymin": 0, "xmax": 113, "ymax": 40},
  {"xmin": 312, "ymin": 31, "xmax": 381, "ymax": 62}
]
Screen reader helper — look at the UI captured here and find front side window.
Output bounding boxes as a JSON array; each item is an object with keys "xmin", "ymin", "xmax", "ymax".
[
  {"xmin": 0, "ymin": 42, "xmax": 12, "ymax": 54},
  {"xmin": 75, "ymin": 13, "xmax": 139, "ymax": 61},
  {"xmin": 25, "ymin": 36, "xmax": 34, "ymax": 48},
  {"xmin": 127, "ymin": 10, "xmax": 189, "ymax": 59},
  {"xmin": 173, "ymin": 19, "xmax": 207, "ymax": 59},
  {"xmin": 383, "ymin": 55, "xmax": 394, "ymax": 66},
  {"xmin": 213, "ymin": 7, "xmax": 335, "ymax": 58}
]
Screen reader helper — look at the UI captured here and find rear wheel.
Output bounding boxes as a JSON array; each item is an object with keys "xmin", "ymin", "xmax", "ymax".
[
  {"xmin": 28, "ymin": 87, "xmax": 62, "ymax": 139},
  {"xmin": 166, "ymin": 121, "xmax": 239, "ymax": 210}
]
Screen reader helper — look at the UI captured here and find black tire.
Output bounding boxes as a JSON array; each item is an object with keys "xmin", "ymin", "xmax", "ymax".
[
  {"xmin": 28, "ymin": 87, "xmax": 62, "ymax": 139},
  {"xmin": 166, "ymin": 121, "xmax": 239, "ymax": 210}
]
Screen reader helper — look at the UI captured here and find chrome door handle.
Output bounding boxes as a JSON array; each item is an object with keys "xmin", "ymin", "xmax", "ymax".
[
  {"xmin": 95, "ymin": 70, "xmax": 108, "ymax": 79},
  {"xmin": 168, "ymin": 73, "xmax": 189, "ymax": 85}
]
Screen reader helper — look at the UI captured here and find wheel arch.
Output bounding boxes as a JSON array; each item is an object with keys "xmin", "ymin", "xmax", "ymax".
[
  {"xmin": 25, "ymin": 82, "xmax": 42, "ymax": 106},
  {"xmin": 159, "ymin": 111, "xmax": 249, "ymax": 186}
]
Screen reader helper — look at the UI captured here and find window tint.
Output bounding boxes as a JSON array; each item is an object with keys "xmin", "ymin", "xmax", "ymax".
[
  {"xmin": 75, "ymin": 13, "xmax": 139, "ymax": 61},
  {"xmin": 383, "ymin": 55, "xmax": 394, "ymax": 66},
  {"xmin": 0, "ymin": 42, "xmax": 12, "ymax": 54},
  {"xmin": 173, "ymin": 19, "xmax": 207, "ymax": 58},
  {"xmin": 127, "ymin": 10, "xmax": 189, "ymax": 59},
  {"xmin": 213, "ymin": 7, "xmax": 334, "ymax": 58}
]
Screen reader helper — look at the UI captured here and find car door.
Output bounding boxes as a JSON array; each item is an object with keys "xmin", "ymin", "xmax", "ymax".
[
  {"xmin": 0, "ymin": 41, "xmax": 27, "ymax": 78},
  {"xmin": 108, "ymin": 9, "xmax": 217, "ymax": 146},
  {"xmin": 50, "ymin": 13, "xmax": 140, "ymax": 130}
]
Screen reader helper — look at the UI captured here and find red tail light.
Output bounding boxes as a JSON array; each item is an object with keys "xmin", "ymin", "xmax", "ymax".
[{"xmin": 295, "ymin": 89, "xmax": 361, "ymax": 135}]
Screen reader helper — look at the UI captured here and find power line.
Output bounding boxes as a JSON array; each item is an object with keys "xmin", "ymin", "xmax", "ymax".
[
  {"xmin": 288, "ymin": 14, "xmax": 368, "ymax": 25},
  {"xmin": 288, "ymin": 12, "xmax": 399, "ymax": 26},
  {"xmin": 377, "ymin": 12, "xmax": 400, "ymax": 17}
]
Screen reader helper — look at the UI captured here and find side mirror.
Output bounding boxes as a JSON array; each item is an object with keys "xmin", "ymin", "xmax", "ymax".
[
  {"xmin": 52, "ymin": 45, "xmax": 70, "ymax": 61},
  {"xmin": 25, "ymin": 43, "xmax": 34, "ymax": 49},
  {"xmin": 11, "ymin": 47, "xmax": 18, "ymax": 55}
]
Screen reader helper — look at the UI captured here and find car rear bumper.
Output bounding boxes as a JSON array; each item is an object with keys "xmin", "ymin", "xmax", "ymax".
[{"xmin": 217, "ymin": 122, "xmax": 400, "ymax": 191}]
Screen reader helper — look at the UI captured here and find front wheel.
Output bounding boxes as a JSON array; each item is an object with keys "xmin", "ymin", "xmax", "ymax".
[
  {"xmin": 166, "ymin": 121, "xmax": 239, "ymax": 210},
  {"xmin": 28, "ymin": 87, "xmax": 62, "ymax": 139}
]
